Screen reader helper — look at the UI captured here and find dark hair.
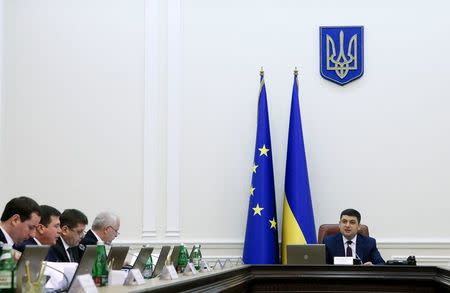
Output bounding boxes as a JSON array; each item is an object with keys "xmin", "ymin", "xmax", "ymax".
[
  {"xmin": 340, "ymin": 208, "xmax": 361, "ymax": 223},
  {"xmin": 39, "ymin": 205, "xmax": 61, "ymax": 227},
  {"xmin": 60, "ymin": 209, "xmax": 88, "ymax": 229},
  {"xmin": 1, "ymin": 196, "xmax": 41, "ymax": 222}
]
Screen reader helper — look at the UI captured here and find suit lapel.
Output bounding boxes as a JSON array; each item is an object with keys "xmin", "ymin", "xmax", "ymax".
[
  {"xmin": 356, "ymin": 234, "xmax": 365, "ymax": 262},
  {"xmin": 336, "ymin": 233, "xmax": 345, "ymax": 257},
  {"xmin": 56, "ymin": 237, "xmax": 70, "ymax": 262}
]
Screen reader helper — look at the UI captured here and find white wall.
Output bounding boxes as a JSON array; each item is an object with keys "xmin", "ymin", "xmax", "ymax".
[{"xmin": 1, "ymin": 0, "xmax": 450, "ymax": 266}]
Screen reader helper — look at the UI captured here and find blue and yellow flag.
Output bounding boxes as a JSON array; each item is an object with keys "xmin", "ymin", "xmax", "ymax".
[
  {"xmin": 243, "ymin": 70, "xmax": 279, "ymax": 264},
  {"xmin": 281, "ymin": 70, "xmax": 317, "ymax": 264}
]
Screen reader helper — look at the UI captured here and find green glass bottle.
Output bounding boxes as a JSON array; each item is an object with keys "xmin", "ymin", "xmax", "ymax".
[
  {"xmin": 192, "ymin": 244, "xmax": 202, "ymax": 271},
  {"xmin": 92, "ymin": 241, "xmax": 109, "ymax": 287},
  {"xmin": 0, "ymin": 243, "xmax": 16, "ymax": 293},
  {"xmin": 142, "ymin": 255, "xmax": 153, "ymax": 279},
  {"xmin": 176, "ymin": 243, "xmax": 189, "ymax": 273}
]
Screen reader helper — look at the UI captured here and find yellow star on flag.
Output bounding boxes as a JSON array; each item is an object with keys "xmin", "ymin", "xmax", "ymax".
[
  {"xmin": 258, "ymin": 145, "xmax": 270, "ymax": 156},
  {"xmin": 269, "ymin": 217, "xmax": 277, "ymax": 229},
  {"xmin": 252, "ymin": 203, "xmax": 264, "ymax": 216},
  {"xmin": 252, "ymin": 163, "xmax": 258, "ymax": 173},
  {"xmin": 250, "ymin": 186, "xmax": 255, "ymax": 196}
]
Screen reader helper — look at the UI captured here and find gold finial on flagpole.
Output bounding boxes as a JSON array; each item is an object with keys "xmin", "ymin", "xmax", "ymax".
[
  {"xmin": 294, "ymin": 67, "xmax": 299, "ymax": 76},
  {"xmin": 260, "ymin": 67, "xmax": 264, "ymax": 76}
]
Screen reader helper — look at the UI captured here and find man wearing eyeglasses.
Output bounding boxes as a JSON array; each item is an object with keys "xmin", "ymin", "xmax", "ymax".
[
  {"xmin": 77, "ymin": 211, "xmax": 120, "ymax": 261},
  {"xmin": 47, "ymin": 209, "xmax": 88, "ymax": 262}
]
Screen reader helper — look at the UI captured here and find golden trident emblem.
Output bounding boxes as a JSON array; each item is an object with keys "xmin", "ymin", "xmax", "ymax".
[{"xmin": 326, "ymin": 30, "xmax": 358, "ymax": 79}]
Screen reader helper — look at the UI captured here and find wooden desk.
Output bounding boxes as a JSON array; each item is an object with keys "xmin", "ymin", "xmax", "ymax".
[{"xmin": 98, "ymin": 265, "xmax": 450, "ymax": 292}]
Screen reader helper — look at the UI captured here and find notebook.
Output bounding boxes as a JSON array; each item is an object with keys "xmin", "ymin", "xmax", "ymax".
[
  {"xmin": 286, "ymin": 244, "xmax": 326, "ymax": 265},
  {"xmin": 151, "ymin": 245, "xmax": 171, "ymax": 278},
  {"xmin": 131, "ymin": 246, "xmax": 154, "ymax": 273},
  {"xmin": 169, "ymin": 245, "xmax": 181, "ymax": 268},
  {"xmin": 107, "ymin": 246, "xmax": 129, "ymax": 270},
  {"xmin": 67, "ymin": 245, "xmax": 97, "ymax": 291},
  {"xmin": 16, "ymin": 245, "xmax": 50, "ymax": 290}
]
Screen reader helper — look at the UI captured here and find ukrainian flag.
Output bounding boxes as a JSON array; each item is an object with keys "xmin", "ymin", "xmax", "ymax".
[
  {"xmin": 243, "ymin": 69, "xmax": 279, "ymax": 264},
  {"xmin": 281, "ymin": 70, "xmax": 317, "ymax": 264}
]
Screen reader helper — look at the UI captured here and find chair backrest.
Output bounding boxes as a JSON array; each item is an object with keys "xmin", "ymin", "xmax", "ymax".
[{"xmin": 317, "ymin": 224, "xmax": 369, "ymax": 244}]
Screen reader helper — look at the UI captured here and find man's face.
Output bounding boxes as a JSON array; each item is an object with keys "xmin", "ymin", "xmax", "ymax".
[
  {"xmin": 339, "ymin": 215, "xmax": 360, "ymax": 240},
  {"xmin": 10, "ymin": 212, "xmax": 40, "ymax": 244},
  {"xmin": 37, "ymin": 215, "xmax": 61, "ymax": 245},
  {"xmin": 61, "ymin": 223, "xmax": 86, "ymax": 247},
  {"xmin": 103, "ymin": 222, "xmax": 120, "ymax": 245}
]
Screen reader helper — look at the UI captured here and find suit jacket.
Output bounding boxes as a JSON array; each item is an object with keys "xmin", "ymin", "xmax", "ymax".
[
  {"xmin": 0, "ymin": 229, "xmax": 6, "ymax": 254},
  {"xmin": 14, "ymin": 238, "xmax": 38, "ymax": 253},
  {"xmin": 47, "ymin": 237, "xmax": 80, "ymax": 262},
  {"xmin": 323, "ymin": 232, "xmax": 385, "ymax": 265},
  {"xmin": 77, "ymin": 229, "xmax": 98, "ymax": 262},
  {"xmin": 0, "ymin": 229, "xmax": 7, "ymax": 244}
]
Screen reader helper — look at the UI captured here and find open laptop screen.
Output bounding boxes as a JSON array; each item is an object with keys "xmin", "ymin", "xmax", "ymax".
[{"xmin": 286, "ymin": 244, "xmax": 326, "ymax": 265}]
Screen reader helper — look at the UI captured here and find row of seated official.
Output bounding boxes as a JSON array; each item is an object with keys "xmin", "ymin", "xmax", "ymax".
[
  {"xmin": 0, "ymin": 196, "xmax": 119, "ymax": 264},
  {"xmin": 322, "ymin": 208, "xmax": 385, "ymax": 265}
]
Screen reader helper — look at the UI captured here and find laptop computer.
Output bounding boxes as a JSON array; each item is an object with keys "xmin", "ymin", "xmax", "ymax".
[
  {"xmin": 169, "ymin": 245, "xmax": 181, "ymax": 268},
  {"xmin": 286, "ymin": 244, "xmax": 326, "ymax": 265},
  {"xmin": 131, "ymin": 246, "xmax": 154, "ymax": 273},
  {"xmin": 107, "ymin": 246, "xmax": 129, "ymax": 270},
  {"xmin": 151, "ymin": 245, "xmax": 171, "ymax": 278},
  {"xmin": 16, "ymin": 245, "xmax": 50, "ymax": 291},
  {"xmin": 67, "ymin": 245, "xmax": 97, "ymax": 291}
]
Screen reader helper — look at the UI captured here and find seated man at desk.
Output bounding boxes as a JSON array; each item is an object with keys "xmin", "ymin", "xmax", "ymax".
[{"xmin": 323, "ymin": 208, "xmax": 384, "ymax": 265}]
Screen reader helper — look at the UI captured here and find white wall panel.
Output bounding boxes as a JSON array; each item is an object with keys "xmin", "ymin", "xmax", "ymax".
[{"xmin": 1, "ymin": 0, "xmax": 450, "ymax": 263}]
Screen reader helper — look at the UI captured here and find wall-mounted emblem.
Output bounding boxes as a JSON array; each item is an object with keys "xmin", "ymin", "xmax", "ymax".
[{"xmin": 320, "ymin": 26, "xmax": 364, "ymax": 86}]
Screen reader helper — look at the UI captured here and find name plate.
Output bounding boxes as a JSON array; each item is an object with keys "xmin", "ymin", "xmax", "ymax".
[
  {"xmin": 334, "ymin": 256, "xmax": 354, "ymax": 265},
  {"xmin": 159, "ymin": 265, "xmax": 178, "ymax": 280},
  {"xmin": 124, "ymin": 269, "xmax": 145, "ymax": 285},
  {"xmin": 183, "ymin": 263, "xmax": 198, "ymax": 276},
  {"xmin": 200, "ymin": 260, "xmax": 212, "ymax": 272},
  {"xmin": 68, "ymin": 274, "xmax": 98, "ymax": 293}
]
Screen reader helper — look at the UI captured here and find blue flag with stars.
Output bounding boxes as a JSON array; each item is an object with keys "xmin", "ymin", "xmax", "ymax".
[{"xmin": 243, "ymin": 70, "xmax": 279, "ymax": 264}]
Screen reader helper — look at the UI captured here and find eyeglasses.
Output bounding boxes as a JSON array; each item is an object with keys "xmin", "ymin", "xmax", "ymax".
[{"xmin": 108, "ymin": 226, "xmax": 120, "ymax": 236}]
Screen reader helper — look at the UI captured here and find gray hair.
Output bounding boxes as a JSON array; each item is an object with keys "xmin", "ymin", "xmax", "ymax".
[{"xmin": 91, "ymin": 212, "xmax": 119, "ymax": 230}]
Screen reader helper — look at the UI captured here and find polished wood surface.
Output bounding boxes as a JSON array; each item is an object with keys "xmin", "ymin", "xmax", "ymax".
[{"xmin": 98, "ymin": 265, "xmax": 450, "ymax": 292}]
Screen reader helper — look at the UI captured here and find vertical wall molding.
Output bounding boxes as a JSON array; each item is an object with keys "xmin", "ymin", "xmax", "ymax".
[
  {"xmin": 0, "ymin": 0, "xmax": 5, "ymax": 195},
  {"xmin": 142, "ymin": 0, "xmax": 160, "ymax": 238},
  {"xmin": 165, "ymin": 0, "xmax": 182, "ymax": 238}
]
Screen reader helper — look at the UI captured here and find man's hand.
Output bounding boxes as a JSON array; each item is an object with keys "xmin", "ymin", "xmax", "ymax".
[{"xmin": 363, "ymin": 261, "xmax": 373, "ymax": 266}]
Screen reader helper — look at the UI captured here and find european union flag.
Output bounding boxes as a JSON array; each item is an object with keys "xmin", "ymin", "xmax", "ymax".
[
  {"xmin": 281, "ymin": 70, "xmax": 317, "ymax": 264},
  {"xmin": 243, "ymin": 70, "xmax": 279, "ymax": 264}
]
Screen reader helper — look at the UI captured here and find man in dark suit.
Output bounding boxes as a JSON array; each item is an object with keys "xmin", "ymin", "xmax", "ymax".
[
  {"xmin": 47, "ymin": 209, "xmax": 88, "ymax": 262},
  {"xmin": 323, "ymin": 208, "xmax": 384, "ymax": 265},
  {"xmin": 0, "ymin": 197, "xmax": 41, "ymax": 248},
  {"xmin": 77, "ymin": 212, "xmax": 120, "ymax": 260},
  {"xmin": 15, "ymin": 205, "xmax": 61, "ymax": 252}
]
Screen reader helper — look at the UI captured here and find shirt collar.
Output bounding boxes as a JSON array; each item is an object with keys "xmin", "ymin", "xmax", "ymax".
[
  {"xmin": 33, "ymin": 237, "xmax": 42, "ymax": 246},
  {"xmin": 60, "ymin": 236, "xmax": 71, "ymax": 250},
  {"xmin": 0, "ymin": 226, "xmax": 15, "ymax": 245},
  {"xmin": 342, "ymin": 234, "xmax": 357, "ymax": 244},
  {"xmin": 91, "ymin": 230, "xmax": 102, "ymax": 242}
]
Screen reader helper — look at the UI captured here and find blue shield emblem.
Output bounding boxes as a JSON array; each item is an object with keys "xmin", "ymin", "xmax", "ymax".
[{"xmin": 320, "ymin": 26, "xmax": 364, "ymax": 85}]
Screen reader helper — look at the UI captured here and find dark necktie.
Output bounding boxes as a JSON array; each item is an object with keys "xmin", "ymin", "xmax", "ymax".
[
  {"xmin": 67, "ymin": 248, "xmax": 75, "ymax": 262},
  {"xmin": 346, "ymin": 240, "xmax": 353, "ymax": 257}
]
